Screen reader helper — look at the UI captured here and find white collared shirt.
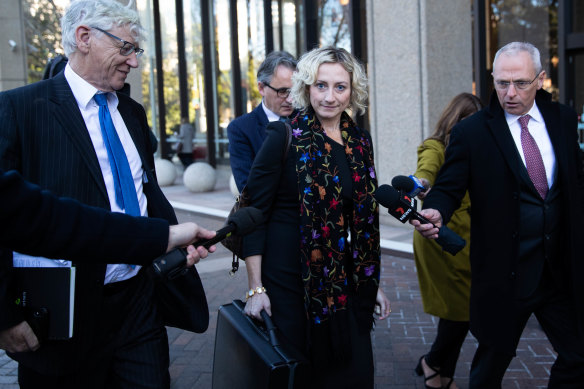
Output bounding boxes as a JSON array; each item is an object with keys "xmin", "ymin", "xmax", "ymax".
[
  {"xmin": 65, "ymin": 64, "xmax": 146, "ymax": 283},
  {"xmin": 261, "ymin": 100, "xmax": 282, "ymax": 122},
  {"xmin": 505, "ymin": 102, "xmax": 556, "ymax": 190}
]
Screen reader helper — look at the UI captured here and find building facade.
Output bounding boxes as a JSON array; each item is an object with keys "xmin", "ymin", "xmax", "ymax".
[{"xmin": 2, "ymin": 0, "xmax": 583, "ymax": 187}]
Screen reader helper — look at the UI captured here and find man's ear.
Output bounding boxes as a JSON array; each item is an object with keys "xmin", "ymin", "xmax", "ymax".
[
  {"xmin": 258, "ymin": 81, "xmax": 266, "ymax": 98},
  {"xmin": 536, "ymin": 70, "xmax": 547, "ymax": 90},
  {"xmin": 75, "ymin": 25, "xmax": 92, "ymax": 54}
]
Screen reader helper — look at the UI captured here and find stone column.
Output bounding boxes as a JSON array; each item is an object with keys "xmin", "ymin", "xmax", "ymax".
[
  {"xmin": 367, "ymin": 0, "xmax": 473, "ymax": 187},
  {"xmin": 0, "ymin": 0, "xmax": 27, "ymax": 91}
]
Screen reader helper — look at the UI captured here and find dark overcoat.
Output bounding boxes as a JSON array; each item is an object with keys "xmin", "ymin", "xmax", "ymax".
[{"xmin": 423, "ymin": 89, "xmax": 584, "ymax": 353}]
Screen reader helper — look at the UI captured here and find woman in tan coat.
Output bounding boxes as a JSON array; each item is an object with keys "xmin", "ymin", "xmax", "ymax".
[{"xmin": 413, "ymin": 93, "xmax": 483, "ymax": 389}]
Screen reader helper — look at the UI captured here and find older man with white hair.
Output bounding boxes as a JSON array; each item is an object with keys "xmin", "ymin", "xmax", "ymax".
[{"xmin": 0, "ymin": 1, "xmax": 211, "ymax": 387}]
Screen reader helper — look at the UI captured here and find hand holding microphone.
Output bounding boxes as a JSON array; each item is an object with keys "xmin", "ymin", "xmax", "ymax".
[
  {"xmin": 151, "ymin": 207, "xmax": 263, "ymax": 280},
  {"xmin": 391, "ymin": 175, "xmax": 429, "ymax": 198},
  {"xmin": 374, "ymin": 184, "xmax": 465, "ymax": 256}
]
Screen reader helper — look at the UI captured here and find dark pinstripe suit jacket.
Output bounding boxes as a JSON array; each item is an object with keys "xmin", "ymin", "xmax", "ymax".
[
  {"xmin": 0, "ymin": 73, "xmax": 208, "ymax": 374},
  {"xmin": 0, "ymin": 169, "xmax": 169, "ymax": 261}
]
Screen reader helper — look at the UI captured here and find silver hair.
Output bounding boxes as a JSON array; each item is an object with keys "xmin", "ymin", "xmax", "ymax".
[
  {"xmin": 257, "ymin": 51, "xmax": 297, "ymax": 85},
  {"xmin": 61, "ymin": 0, "xmax": 145, "ymax": 57},
  {"xmin": 290, "ymin": 46, "xmax": 368, "ymax": 116},
  {"xmin": 493, "ymin": 42, "xmax": 542, "ymax": 75}
]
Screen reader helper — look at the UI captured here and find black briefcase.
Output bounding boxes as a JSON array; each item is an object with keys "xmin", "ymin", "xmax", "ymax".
[{"xmin": 212, "ymin": 300, "xmax": 309, "ymax": 389}]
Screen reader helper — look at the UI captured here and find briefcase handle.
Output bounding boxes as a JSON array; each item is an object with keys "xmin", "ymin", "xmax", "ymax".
[
  {"xmin": 260, "ymin": 310, "xmax": 280, "ymax": 347},
  {"xmin": 232, "ymin": 299, "xmax": 280, "ymax": 348}
]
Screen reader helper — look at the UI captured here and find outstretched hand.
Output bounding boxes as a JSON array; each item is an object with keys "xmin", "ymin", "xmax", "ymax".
[
  {"xmin": 409, "ymin": 208, "xmax": 442, "ymax": 239},
  {"xmin": 416, "ymin": 177, "xmax": 431, "ymax": 200},
  {"xmin": 167, "ymin": 222, "xmax": 216, "ymax": 266}
]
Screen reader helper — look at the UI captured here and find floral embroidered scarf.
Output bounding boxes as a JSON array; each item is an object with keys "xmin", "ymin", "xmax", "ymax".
[{"xmin": 291, "ymin": 110, "xmax": 380, "ymax": 331}]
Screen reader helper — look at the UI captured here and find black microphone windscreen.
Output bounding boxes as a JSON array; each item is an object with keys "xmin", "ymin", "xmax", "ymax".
[
  {"xmin": 391, "ymin": 175, "xmax": 415, "ymax": 192},
  {"xmin": 227, "ymin": 207, "xmax": 263, "ymax": 235},
  {"xmin": 266, "ymin": 120, "xmax": 287, "ymax": 132},
  {"xmin": 374, "ymin": 185, "xmax": 400, "ymax": 208}
]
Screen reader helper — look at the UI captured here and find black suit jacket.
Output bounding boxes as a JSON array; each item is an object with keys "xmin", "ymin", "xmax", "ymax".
[
  {"xmin": 423, "ymin": 89, "xmax": 584, "ymax": 353},
  {"xmin": 0, "ymin": 73, "xmax": 208, "ymax": 374},
  {"xmin": 0, "ymin": 169, "xmax": 169, "ymax": 260}
]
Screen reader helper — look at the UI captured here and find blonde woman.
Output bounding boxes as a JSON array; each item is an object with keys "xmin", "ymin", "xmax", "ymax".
[{"xmin": 242, "ymin": 46, "xmax": 390, "ymax": 387}]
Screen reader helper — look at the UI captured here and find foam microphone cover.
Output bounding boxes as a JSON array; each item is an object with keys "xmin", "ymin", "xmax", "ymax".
[
  {"xmin": 374, "ymin": 184, "xmax": 400, "ymax": 209},
  {"xmin": 227, "ymin": 206, "xmax": 263, "ymax": 235},
  {"xmin": 391, "ymin": 175, "xmax": 415, "ymax": 193}
]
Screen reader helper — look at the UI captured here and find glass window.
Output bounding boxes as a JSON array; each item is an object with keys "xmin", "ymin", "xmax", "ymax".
[
  {"xmin": 272, "ymin": 0, "xmax": 281, "ymax": 51},
  {"xmin": 574, "ymin": 1, "xmax": 584, "ymax": 33},
  {"xmin": 157, "ymin": 1, "xmax": 181, "ymax": 136},
  {"xmin": 24, "ymin": 0, "xmax": 66, "ymax": 83},
  {"xmin": 137, "ymin": 0, "xmax": 159, "ymax": 139},
  {"xmin": 214, "ymin": 0, "xmax": 234, "ymax": 162},
  {"xmin": 183, "ymin": 0, "xmax": 206, "ymax": 147},
  {"xmin": 574, "ymin": 53, "xmax": 584, "ymax": 121},
  {"xmin": 485, "ymin": 0, "xmax": 559, "ymax": 99},
  {"xmin": 282, "ymin": 0, "xmax": 298, "ymax": 57},
  {"xmin": 238, "ymin": 0, "xmax": 265, "ymax": 113},
  {"xmin": 318, "ymin": 0, "xmax": 352, "ymax": 52}
]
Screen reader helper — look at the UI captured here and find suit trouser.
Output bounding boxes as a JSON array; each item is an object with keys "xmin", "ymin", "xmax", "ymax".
[
  {"xmin": 469, "ymin": 276, "xmax": 584, "ymax": 389},
  {"xmin": 425, "ymin": 318, "xmax": 470, "ymax": 378},
  {"xmin": 18, "ymin": 271, "xmax": 170, "ymax": 389}
]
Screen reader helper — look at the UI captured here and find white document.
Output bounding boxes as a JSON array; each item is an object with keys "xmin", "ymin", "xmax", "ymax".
[{"xmin": 13, "ymin": 252, "xmax": 72, "ymax": 268}]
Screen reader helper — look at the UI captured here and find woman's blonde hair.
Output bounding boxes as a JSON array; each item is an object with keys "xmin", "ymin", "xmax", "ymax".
[{"xmin": 290, "ymin": 46, "xmax": 368, "ymax": 115}]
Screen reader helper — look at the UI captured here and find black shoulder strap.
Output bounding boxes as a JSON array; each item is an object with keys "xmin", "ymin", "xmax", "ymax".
[{"xmin": 282, "ymin": 122, "xmax": 293, "ymax": 165}]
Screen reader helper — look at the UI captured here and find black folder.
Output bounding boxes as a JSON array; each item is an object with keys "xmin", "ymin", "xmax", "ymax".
[{"xmin": 13, "ymin": 267, "xmax": 76, "ymax": 340}]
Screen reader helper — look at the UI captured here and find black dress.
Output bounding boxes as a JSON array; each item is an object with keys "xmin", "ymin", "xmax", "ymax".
[{"xmin": 243, "ymin": 125, "xmax": 375, "ymax": 388}]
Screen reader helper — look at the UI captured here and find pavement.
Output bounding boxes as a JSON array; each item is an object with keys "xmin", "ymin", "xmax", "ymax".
[{"xmin": 0, "ymin": 165, "xmax": 556, "ymax": 388}]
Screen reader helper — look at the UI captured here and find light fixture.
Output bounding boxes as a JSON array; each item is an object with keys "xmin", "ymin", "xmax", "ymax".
[{"xmin": 8, "ymin": 40, "xmax": 17, "ymax": 52}]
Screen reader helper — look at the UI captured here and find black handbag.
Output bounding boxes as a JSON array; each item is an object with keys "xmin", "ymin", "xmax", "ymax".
[
  {"xmin": 212, "ymin": 300, "xmax": 309, "ymax": 389},
  {"xmin": 221, "ymin": 186, "xmax": 250, "ymax": 260},
  {"xmin": 154, "ymin": 265, "xmax": 209, "ymax": 333},
  {"xmin": 221, "ymin": 122, "xmax": 293, "ymax": 274}
]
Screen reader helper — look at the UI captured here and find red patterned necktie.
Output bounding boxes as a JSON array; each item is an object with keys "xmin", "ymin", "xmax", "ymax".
[{"xmin": 519, "ymin": 114, "xmax": 548, "ymax": 199}]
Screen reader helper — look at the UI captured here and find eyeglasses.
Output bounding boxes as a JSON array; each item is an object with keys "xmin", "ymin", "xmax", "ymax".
[
  {"xmin": 263, "ymin": 82, "xmax": 291, "ymax": 98},
  {"xmin": 91, "ymin": 27, "xmax": 144, "ymax": 58},
  {"xmin": 494, "ymin": 72, "xmax": 541, "ymax": 91}
]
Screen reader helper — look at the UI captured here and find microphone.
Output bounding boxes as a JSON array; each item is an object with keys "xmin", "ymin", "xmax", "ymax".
[
  {"xmin": 391, "ymin": 175, "xmax": 427, "ymax": 197},
  {"xmin": 195, "ymin": 206, "xmax": 263, "ymax": 249},
  {"xmin": 374, "ymin": 184, "xmax": 466, "ymax": 255},
  {"xmin": 375, "ymin": 184, "xmax": 435, "ymax": 226},
  {"xmin": 151, "ymin": 207, "xmax": 263, "ymax": 280}
]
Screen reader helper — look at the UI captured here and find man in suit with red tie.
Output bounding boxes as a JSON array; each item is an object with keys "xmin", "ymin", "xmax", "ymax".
[
  {"xmin": 0, "ymin": 1, "xmax": 210, "ymax": 387},
  {"xmin": 412, "ymin": 42, "xmax": 584, "ymax": 388}
]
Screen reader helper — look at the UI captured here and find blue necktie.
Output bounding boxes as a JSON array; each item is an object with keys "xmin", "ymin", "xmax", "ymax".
[{"xmin": 94, "ymin": 93, "xmax": 141, "ymax": 216}]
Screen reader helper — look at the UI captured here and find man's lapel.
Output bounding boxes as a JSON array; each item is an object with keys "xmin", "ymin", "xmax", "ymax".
[
  {"xmin": 486, "ymin": 112, "xmax": 525, "ymax": 185},
  {"xmin": 537, "ymin": 95, "xmax": 564, "ymax": 175},
  {"xmin": 49, "ymin": 74, "xmax": 109, "ymax": 201},
  {"xmin": 116, "ymin": 96, "xmax": 177, "ymax": 223},
  {"xmin": 117, "ymin": 98, "xmax": 149, "ymax": 169}
]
